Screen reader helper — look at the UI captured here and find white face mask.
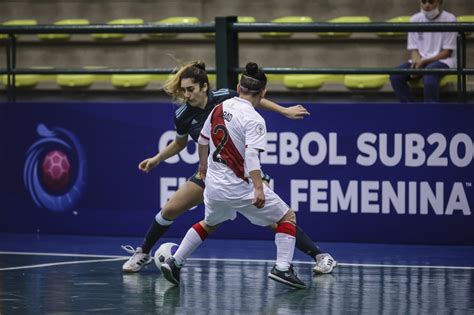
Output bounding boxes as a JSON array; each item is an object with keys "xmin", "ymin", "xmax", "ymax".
[{"xmin": 421, "ymin": 8, "xmax": 441, "ymax": 20}]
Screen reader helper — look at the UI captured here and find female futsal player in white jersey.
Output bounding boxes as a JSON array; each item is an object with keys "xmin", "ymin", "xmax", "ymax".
[
  {"xmin": 122, "ymin": 61, "xmax": 336, "ymax": 275},
  {"xmin": 160, "ymin": 62, "xmax": 305, "ymax": 288}
]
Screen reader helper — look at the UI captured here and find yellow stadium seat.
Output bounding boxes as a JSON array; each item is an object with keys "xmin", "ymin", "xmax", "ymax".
[
  {"xmin": 31, "ymin": 66, "xmax": 56, "ymax": 81},
  {"xmin": 2, "ymin": 74, "xmax": 40, "ymax": 87},
  {"xmin": 92, "ymin": 18, "xmax": 144, "ymax": 40},
  {"xmin": 409, "ymin": 75, "xmax": 457, "ymax": 88},
  {"xmin": 151, "ymin": 74, "xmax": 172, "ymax": 82},
  {"xmin": 38, "ymin": 19, "xmax": 90, "ymax": 40},
  {"xmin": 440, "ymin": 75, "xmax": 457, "ymax": 87},
  {"xmin": 111, "ymin": 74, "xmax": 152, "ymax": 88},
  {"xmin": 317, "ymin": 16, "xmax": 371, "ymax": 37},
  {"xmin": 208, "ymin": 74, "xmax": 216, "ymax": 83},
  {"xmin": 2, "ymin": 66, "xmax": 57, "ymax": 87},
  {"xmin": 344, "ymin": 74, "xmax": 389, "ymax": 90},
  {"xmin": 457, "ymin": 16, "xmax": 474, "ymax": 36},
  {"xmin": 204, "ymin": 16, "xmax": 256, "ymax": 38},
  {"xmin": 283, "ymin": 74, "xmax": 344, "ymax": 89},
  {"xmin": 162, "ymin": 73, "xmax": 216, "ymax": 84},
  {"xmin": 376, "ymin": 16, "xmax": 411, "ymax": 37},
  {"xmin": 267, "ymin": 74, "xmax": 285, "ymax": 84},
  {"xmin": 0, "ymin": 19, "xmax": 37, "ymax": 39},
  {"xmin": 81, "ymin": 66, "xmax": 111, "ymax": 82},
  {"xmin": 260, "ymin": 16, "xmax": 314, "ymax": 38},
  {"xmin": 57, "ymin": 71, "xmax": 96, "ymax": 88},
  {"xmin": 234, "ymin": 16, "xmax": 256, "ymax": 23},
  {"xmin": 149, "ymin": 16, "xmax": 200, "ymax": 38},
  {"xmin": 457, "ymin": 16, "xmax": 474, "ymax": 23}
]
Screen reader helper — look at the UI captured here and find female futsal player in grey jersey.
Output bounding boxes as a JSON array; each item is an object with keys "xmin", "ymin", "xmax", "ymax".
[{"xmin": 121, "ymin": 61, "xmax": 337, "ymax": 274}]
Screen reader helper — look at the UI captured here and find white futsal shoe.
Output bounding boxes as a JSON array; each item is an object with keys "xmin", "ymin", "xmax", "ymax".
[
  {"xmin": 313, "ymin": 253, "xmax": 337, "ymax": 274},
  {"xmin": 121, "ymin": 245, "xmax": 152, "ymax": 273}
]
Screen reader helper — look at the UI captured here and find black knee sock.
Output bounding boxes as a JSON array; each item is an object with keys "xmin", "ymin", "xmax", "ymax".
[
  {"xmin": 295, "ymin": 225, "xmax": 323, "ymax": 260},
  {"xmin": 141, "ymin": 220, "xmax": 171, "ymax": 254}
]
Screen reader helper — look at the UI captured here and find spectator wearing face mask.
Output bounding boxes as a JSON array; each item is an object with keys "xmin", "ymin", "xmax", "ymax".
[{"xmin": 390, "ymin": 0, "xmax": 457, "ymax": 103}]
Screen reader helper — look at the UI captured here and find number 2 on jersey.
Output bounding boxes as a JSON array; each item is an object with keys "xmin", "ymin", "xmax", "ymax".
[{"xmin": 212, "ymin": 124, "xmax": 228, "ymax": 165}]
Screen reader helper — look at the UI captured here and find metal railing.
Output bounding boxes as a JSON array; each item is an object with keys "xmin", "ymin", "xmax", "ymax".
[{"xmin": 1, "ymin": 16, "xmax": 473, "ymax": 102}]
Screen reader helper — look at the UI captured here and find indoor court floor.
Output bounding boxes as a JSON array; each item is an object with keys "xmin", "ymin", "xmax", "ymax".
[{"xmin": 0, "ymin": 233, "xmax": 473, "ymax": 314}]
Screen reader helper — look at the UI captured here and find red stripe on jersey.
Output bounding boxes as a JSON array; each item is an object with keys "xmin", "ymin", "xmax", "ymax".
[
  {"xmin": 210, "ymin": 104, "xmax": 246, "ymax": 180},
  {"xmin": 192, "ymin": 223, "xmax": 208, "ymax": 241},
  {"xmin": 200, "ymin": 133, "xmax": 209, "ymax": 140}
]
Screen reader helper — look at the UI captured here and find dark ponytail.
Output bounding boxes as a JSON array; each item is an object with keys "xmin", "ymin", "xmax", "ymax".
[{"xmin": 239, "ymin": 62, "xmax": 267, "ymax": 94}]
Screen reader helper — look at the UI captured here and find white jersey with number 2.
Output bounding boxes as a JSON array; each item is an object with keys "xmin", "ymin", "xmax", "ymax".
[{"xmin": 200, "ymin": 96, "xmax": 267, "ymax": 201}]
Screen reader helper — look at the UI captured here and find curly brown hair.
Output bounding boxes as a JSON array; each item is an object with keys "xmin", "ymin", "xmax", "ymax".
[{"xmin": 163, "ymin": 61, "xmax": 209, "ymax": 103}]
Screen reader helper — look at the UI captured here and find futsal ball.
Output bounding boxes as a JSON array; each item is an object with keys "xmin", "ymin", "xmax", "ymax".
[
  {"xmin": 154, "ymin": 242, "xmax": 179, "ymax": 269},
  {"xmin": 41, "ymin": 150, "xmax": 72, "ymax": 193}
]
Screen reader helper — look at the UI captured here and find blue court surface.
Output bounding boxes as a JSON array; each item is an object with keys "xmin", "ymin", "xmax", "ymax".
[{"xmin": 1, "ymin": 233, "xmax": 473, "ymax": 314}]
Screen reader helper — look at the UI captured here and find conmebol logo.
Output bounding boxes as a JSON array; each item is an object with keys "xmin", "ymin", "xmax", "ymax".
[{"xmin": 23, "ymin": 123, "xmax": 87, "ymax": 212}]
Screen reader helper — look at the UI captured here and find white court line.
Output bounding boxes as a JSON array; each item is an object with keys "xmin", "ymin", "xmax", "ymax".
[
  {"xmin": 0, "ymin": 251, "xmax": 123, "ymax": 258},
  {"xmin": 338, "ymin": 262, "xmax": 474, "ymax": 270},
  {"xmin": 0, "ymin": 257, "xmax": 126, "ymax": 271},
  {"xmin": 187, "ymin": 258, "xmax": 474, "ymax": 270},
  {"xmin": 1, "ymin": 251, "xmax": 473, "ymax": 271}
]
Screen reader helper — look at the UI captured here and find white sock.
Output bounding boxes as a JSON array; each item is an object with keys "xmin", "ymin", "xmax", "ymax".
[
  {"xmin": 275, "ymin": 233, "xmax": 296, "ymax": 271},
  {"xmin": 155, "ymin": 211, "xmax": 173, "ymax": 226},
  {"xmin": 173, "ymin": 227, "xmax": 204, "ymax": 266}
]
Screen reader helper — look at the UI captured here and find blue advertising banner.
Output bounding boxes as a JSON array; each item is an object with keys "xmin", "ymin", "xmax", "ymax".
[
  {"xmin": 1, "ymin": 102, "xmax": 473, "ymax": 245},
  {"xmin": 0, "ymin": 103, "xmax": 7, "ymax": 207}
]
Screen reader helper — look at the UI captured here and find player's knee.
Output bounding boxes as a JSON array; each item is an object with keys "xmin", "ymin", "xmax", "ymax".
[
  {"xmin": 279, "ymin": 208, "xmax": 296, "ymax": 225},
  {"xmin": 267, "ymin": 223, "xmax": 277, "ymax": 232},
  {"xmin": 200, "ymin": 221, "xmax": 219, "ymax": 234},
  {"xmin": 161, "ymin": 205, "xmax": 185, "ymax": 221}
]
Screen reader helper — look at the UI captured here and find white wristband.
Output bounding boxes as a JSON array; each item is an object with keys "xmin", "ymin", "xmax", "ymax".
[
  {"xmin": 198, "ymin": 134, "xmax": 210, "ymax": 145},
  {"xmin": 245, "ymin": 147, "xmax": 261, "ymax": 172}
]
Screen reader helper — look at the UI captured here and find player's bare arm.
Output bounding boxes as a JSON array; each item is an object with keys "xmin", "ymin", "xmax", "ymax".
[
  {"xmin": 418, "ymin": 49, "xmax": 453, "ymax": 67},
  {"xmin": 249, "ymin": 169, "xmax": 265, "ymax": 208},
  {"xmin": 138, "ymin": 135, "xmax": 188, "ymax": 173},
  {"xmin": 257, "ymin": 98, "xmax": 310, "ymax": 120},
  {"xmin": 197, "ymin": 142, "xmax": 209, "ymax": 180}
]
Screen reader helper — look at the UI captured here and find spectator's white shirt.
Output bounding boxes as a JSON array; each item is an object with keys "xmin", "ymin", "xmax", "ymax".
[
  {"xmin": 200, "ymin": 97, "xmax": 267, "ymax": 201},
  {"xmin": 408, "ymin": 10, "xmax": 457, "ymax": 68}
]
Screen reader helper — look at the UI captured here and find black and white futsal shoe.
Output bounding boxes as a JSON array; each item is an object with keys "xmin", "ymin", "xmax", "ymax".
[
  {"xmin": 121, "ymin": 246, "xmax": 152, "ymax": 273},
  {"xmin": 268, "ymin": 264, "xmax": 306, "ymax": 289},
  {"xmin": 160, "ymin": 257, "xmax": 181, "ymax": 285},
  {"xmin": 313, "ymin": 253, "xmax": 337, "ymax": 274}
]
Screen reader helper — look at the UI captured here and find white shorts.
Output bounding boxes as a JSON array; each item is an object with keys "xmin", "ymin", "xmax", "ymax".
[{"xmin": 204, "ymin": 185, "xmax": 289, "ymax": 227}]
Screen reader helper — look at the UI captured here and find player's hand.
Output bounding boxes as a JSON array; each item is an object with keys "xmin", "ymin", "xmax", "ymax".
[
  {"xmin": 138, "ymin": 157, "xmax": 159, "ymax": 173},
  {"xmin": 198, "ymin": 163, "xmax": 207, "ymax": 180},
  {"xmin": 412, "ymin": 59, "xmax": 427, "ymax": 69},
  {"xmin": 410, "ymin": 61, "xmax": 422, "ymax": 79},
  {"xmin": 253, "ymin": 187, "xmax": 265, "ymax": 208},
  {"xmin": 283, "ymin": 105, "xmax": 310, "ymax": 120}
]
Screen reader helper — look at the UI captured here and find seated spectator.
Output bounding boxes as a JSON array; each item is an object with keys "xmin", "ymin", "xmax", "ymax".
[{"xmin": 390, "ymin": 0, "xmax": 456, "ymax": 102}]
